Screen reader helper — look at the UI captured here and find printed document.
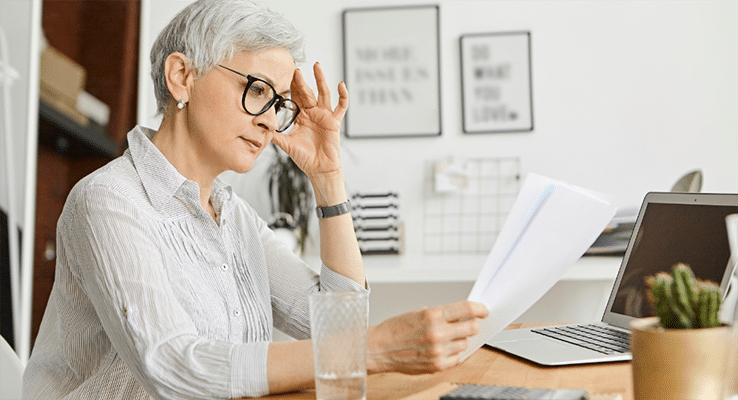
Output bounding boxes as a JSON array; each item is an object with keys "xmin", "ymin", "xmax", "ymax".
[{"xmin": 461, "ymin": 173, "xmax": 617, "ymax": 361}]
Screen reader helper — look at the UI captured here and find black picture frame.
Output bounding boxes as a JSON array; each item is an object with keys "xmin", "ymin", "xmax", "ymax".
[
  {"xmin": 342, "ymin": 5, "xmax": 441, "ymax": 138},
  {"xmin": 460, "ymin": 32, "xmax": 534, "ymax": 134}
]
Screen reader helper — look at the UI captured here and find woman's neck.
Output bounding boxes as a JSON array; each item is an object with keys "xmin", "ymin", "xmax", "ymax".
[{"xmin": 153, "ymin": 114, "xmax": 218, "ymax": 221}]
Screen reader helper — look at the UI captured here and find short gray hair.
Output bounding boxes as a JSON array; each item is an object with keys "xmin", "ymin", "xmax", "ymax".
[{"xmin": 150, "ymin": 0, "xmax": 305, "ymax": 115}]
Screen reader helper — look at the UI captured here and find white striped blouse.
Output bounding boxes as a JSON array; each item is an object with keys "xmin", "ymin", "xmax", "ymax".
[{"xmin": 22, "ymin": 126, "xmax": 367, "ymax": 399}]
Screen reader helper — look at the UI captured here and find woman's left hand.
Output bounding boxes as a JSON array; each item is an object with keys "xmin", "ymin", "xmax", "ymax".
[
  {"xmin": 367, "ymin": 301, "xmax": 490, "ymax": 374},
  {"xmin": 270, "ymin": 62, "xmax": 348, "ymax": 179}
]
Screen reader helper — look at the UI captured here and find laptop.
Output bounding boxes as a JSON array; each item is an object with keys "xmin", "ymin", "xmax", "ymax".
[{"xmin": 487, "ymin": 191, "xmax": 738, "ymax": 366}]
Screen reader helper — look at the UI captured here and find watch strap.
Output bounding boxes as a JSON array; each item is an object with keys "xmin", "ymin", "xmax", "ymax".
[{"xmin": 316, "ymin": 200, "xmax": 351, "ymax": 218}]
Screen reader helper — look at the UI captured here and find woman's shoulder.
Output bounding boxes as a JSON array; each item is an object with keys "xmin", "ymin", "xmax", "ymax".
[{"xmin": 66, "ymin": 152, "xmax": 145, "ymax": 209}]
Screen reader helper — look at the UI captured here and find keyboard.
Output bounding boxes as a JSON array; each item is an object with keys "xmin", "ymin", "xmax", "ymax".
[
  {"xmin": 531, "ymin": 324, "xmax": 630, "ymax": 355},
  {"xmin": 440, "ymin": 383, "xmax": 589, "ymax": 400}
]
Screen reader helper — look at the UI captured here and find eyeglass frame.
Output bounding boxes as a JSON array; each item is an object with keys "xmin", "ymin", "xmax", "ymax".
[{"xmin": 216, "ymin": 64, "xmax": 300, "ymax": 132}]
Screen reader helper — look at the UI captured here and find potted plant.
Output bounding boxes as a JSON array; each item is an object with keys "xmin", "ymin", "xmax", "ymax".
[
  {"xmin": 630, "ymin": 263, "xmax": 734, "ymax": 399},
  {"xmin": 267, "ymin": 144, "xmax": 312, "ymax": 254}
]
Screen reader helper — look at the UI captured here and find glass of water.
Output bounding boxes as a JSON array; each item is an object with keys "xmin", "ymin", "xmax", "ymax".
[{"xmin": 309, "ymin": 291, "xmax": 368, "ymax": 400}]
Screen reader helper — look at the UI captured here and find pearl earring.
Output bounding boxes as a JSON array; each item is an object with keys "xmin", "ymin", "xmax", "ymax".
[{"xmin": 176, "ymin": 98, "xmax": 186, "ymax": 110}]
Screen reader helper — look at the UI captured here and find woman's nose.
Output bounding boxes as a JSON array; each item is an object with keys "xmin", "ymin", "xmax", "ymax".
[{"xmin": 252, "ymin": 105, "xmax": 278, "ymax": 132}]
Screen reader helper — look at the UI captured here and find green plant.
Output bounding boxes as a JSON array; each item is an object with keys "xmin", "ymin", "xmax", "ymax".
[
  {"xmin": 267, "ymin": 144, "xmax": 312, "ymax": 253},
  {"xmin": 646, "ymin": 263, "xmax": 722, "ymax": 329}
]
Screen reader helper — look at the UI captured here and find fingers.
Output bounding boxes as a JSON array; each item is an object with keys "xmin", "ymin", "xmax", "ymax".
[
  {"xmin": 334, "ymin": 80, "xmax": 349, "ymax": 120},
  {"xmin": 441, "ymin": 301, "xmax": 489, "ymax": 322},
  {"xmin": 413, "ymin": 336, "xmax": 470, "ymax": 373},
  {"xmin": 270, "ymin": 130, "xmax": 289, "ymax": 151},
  {"xmin": 313, "ymin": 62, "xmax": 331, "ymax": 110},
  {"xmin": 290, "ymin": 64, "xmax": 326, "ymax": 111},
  {"xmin": 290, "ymin": 68, "xmax": 317, "ymax": 110},
  {"xmin": 430, "ymin": 302, "xmax": 485, "ymax": 356},
  {"xmin": 418, "ymin": 325, "xmax": 476, "ymax": 372},
  {"xmin": 292, "ymin": 63, "xmax": 349, "ymax": 118},
  {"xmin": 367, "ymin": 301, "xmax": 488, "ymax": 375},
  {"xmin": 419, "ymin": 303, "xmax": 483, "ymax": 350},
  {"xmin": 434, "ymin": 313, "xmax": 482, "ymax": 345}
]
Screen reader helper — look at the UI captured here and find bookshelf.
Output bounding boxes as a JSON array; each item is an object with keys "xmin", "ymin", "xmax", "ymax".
[
  {"xmin": 30, "ymin": 0, "xmax": 140, "ymax": 342},
  {"xmin": 38, "ymin": 100, "xmax": 116, "ymax": 158}
]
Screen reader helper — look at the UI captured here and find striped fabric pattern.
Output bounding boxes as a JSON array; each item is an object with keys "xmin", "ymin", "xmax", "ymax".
[{"xmin": 22, "ymin": 126, "xmax": 367, "ymax": 400}]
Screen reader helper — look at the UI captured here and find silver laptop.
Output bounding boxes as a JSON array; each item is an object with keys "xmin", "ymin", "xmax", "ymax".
[{"xmin": 487, "ymin": 191, "xmax": 738, "ymax": 366}]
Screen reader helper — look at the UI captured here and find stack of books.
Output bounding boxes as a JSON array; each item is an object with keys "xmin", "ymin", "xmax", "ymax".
[
  {"xmin": 351, "ymin": 192, "xmax": 402, "ymax": 255},
  {"xmin": 586, "ymin": 206, "xmax": 638, "ymax": 255},
  {"xmin": 40, "ymin": 44, "xmax": 110, "ymax": 127}
]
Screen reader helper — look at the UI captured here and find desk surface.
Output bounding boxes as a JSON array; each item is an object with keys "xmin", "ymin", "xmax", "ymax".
[{"xmin": 257, "ymin": 323, "xmax": 633, "ymax": 400}]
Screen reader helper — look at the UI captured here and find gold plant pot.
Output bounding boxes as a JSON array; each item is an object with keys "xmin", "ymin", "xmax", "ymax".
[{"xmin": 630, "ymin": 317, "xmax": 735, "ymax": 400}]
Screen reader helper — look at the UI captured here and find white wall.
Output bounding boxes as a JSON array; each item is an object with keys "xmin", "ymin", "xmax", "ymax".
[
  {"xmin": 0, "ymin": 0, "xmax": 36, "ymax": 226},
  {"xmin": 139, "ymin": 0, "xmax": 738, "ymax": 264},
  {"xmin": 0, "ymin": 0, "xmax": 42, "ymax": 361}
]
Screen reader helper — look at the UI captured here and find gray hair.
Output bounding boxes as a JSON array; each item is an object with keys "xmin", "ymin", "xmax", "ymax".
[{"xmin": 150, "ymin": 0, "xmax": 305, "ymax": 115}]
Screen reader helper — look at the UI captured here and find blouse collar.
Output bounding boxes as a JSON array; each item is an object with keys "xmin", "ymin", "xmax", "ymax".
[{"xmin": 127, "ymin": 126, "xmax": 233, "ymax": 215}]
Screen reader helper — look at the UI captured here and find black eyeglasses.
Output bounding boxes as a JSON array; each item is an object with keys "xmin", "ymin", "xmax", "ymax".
[{"xmin": 217, "ymin": 64, "xmax": 300, "ymax": 132}]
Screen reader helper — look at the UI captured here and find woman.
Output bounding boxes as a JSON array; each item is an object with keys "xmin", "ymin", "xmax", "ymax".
[{"xmin": 22, "ymin": 1, "xmax": 488, "ymax": 398}]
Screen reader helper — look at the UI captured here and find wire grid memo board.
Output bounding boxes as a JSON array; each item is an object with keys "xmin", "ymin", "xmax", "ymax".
[{"xmin": 423, "ymin": 157, "xmax": 521, "ymax": 254}]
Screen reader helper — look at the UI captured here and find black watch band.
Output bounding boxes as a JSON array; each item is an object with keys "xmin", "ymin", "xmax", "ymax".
[{"xmin": 315, "ymin": 200, "xmax": 350, "ymax": 219}]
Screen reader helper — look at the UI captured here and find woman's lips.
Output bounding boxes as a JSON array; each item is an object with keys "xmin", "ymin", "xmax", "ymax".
[{"xmin": 241, "ymin": 137, "xmax": 262, "ymax": 150}]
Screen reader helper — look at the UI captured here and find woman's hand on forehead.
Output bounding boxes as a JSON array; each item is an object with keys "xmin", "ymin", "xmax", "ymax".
[{"xmin": 270, "ymin": 62, "xmax": 349, "ymax": 179}]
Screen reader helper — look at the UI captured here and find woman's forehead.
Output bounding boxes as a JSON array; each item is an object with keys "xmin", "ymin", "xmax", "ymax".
[{"xmin": 229, "ymin": 48, "xmax": 295, "ymax": 91}]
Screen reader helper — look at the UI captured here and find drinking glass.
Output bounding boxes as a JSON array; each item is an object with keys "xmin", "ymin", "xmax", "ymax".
[{"xmin": 309, "ymin": 291, "xmax": 368, "ymax": 400}]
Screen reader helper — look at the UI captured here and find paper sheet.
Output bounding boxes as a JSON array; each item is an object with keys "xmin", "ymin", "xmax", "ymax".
[
  {"xmin": 461, "ymin": 173, "xmax": 617, "ymax": 361},
  {"xmin": 727, "ymin": 214, "xmax": 738, "ymax": 260}
]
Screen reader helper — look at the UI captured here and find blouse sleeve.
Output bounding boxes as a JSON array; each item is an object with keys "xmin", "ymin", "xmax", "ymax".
[
  {"xmin": 65, "ymin": 183, "xmax": 270, "ymax": 399},
  {"xmin": 252, "ymin": 206, "xmax": 369, "ymax": 340}
]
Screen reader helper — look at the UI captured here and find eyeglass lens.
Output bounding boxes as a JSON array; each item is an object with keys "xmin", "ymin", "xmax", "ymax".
[{"xmin": 243, "ymin": 78, "xmax": 298, "ymax": 132}]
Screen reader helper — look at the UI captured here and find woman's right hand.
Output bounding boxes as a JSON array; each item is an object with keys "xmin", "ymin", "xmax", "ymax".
[
  {"xmin": 270, "ymin": 63, "xmax": 347, "ymax": 182},
  {"xmin": 367, "ymin": 301, "xmax": 489, "ymax": 374}
]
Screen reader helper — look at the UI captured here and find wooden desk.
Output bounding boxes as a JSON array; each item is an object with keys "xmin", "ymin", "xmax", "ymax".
[{"xmin": 258, "ymin": 323, "xmax": 633, "ymax": 400}]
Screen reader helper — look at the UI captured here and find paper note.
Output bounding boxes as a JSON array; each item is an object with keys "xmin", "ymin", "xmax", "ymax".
[
  {"xmin": 727, "ymin": 214, "xmax": 738, "ymax": 260},
  {"xmin": 461, "ymin": 173, "xmax": 617, "ymax": 361}
]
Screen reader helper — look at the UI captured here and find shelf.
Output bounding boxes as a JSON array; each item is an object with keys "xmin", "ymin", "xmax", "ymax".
[
  {"xmin": 301, "ymin": 254, "xmax": 623, "ymax": 284},
  {"xmin": 38, "ymin": 100, "xmax": 117, "ymax": 158}
]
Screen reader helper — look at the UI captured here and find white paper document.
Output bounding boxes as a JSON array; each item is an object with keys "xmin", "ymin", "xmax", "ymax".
[{"xmin": 461, "ymin": 173, "xmax": 617, "ymax": 361}]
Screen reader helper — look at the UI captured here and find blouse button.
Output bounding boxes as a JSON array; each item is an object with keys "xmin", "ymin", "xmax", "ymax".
[
  {"xmin": 221, "ymin": 263, "xmax": 229, "ymax": 271},
  {"xmin": 233, "ymin": 309, "xmax": 241, "ymax": 317}
]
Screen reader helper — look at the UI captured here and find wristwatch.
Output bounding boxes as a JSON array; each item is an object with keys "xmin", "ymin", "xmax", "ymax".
[{"xmin": 315, "ymin": 200, "xmax": 351, "ymax": 218}]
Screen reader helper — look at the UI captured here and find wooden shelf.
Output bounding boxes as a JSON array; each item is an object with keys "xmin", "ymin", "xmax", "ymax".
[
  {"xmin": 301, "ymin": 254, "xmax": 623, "ymax": 283},
  {"xmin": 31, "ymin": 0, "xmax": 140, "ymax": 343},
  {"xmin": 38, "ymin": 100, "xmax": 117, "ymax": 158}
]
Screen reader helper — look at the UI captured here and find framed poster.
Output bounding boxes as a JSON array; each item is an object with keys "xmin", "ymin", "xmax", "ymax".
[
  {"xmin": 460, "ymin": 32, "xmax": 533, "ymax": 134},
  {"xmin": 342, "ymin": 5, "xmax": 441, "ymax": 138}
]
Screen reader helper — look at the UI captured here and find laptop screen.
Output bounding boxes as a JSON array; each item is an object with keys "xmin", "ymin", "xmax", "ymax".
[{"xmin": 606, "ymin": 193, "xmax": 738, "ymax": 321}]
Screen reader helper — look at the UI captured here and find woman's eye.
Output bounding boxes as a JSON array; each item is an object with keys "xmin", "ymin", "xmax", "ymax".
[
  {"xmin": 248, "ymin": 81, "xmax": 270, "ymax": 98},
  {"xmin": 248, "ymin": 86, "xmax": 263, "ymax": 96}
]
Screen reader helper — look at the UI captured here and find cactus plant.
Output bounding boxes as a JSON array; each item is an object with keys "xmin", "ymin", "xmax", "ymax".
[{"xmin": 645, "ymin": 263, "xmax": 722, "ymax": 329}]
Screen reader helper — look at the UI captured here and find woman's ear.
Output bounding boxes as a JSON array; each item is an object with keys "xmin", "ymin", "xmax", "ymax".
[{"xmin": 164, "ymin": 52, "xmax": 193, "ymax": 104}]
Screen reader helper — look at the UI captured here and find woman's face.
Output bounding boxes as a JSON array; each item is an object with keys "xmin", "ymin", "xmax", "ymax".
[{"xmin": 187, "ymin": 47, "xmax": 295, "ymax": 174}]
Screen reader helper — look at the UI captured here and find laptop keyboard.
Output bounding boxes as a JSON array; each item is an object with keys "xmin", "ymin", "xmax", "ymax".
[{"xmin": 531, "ymin": 324, "xmax": 631, "ymax": 355}]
